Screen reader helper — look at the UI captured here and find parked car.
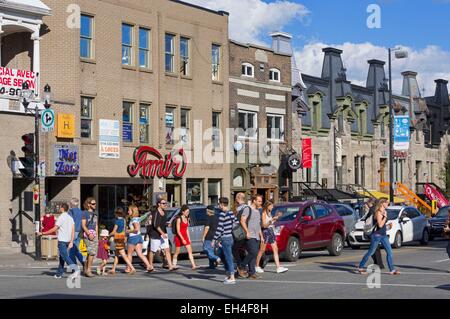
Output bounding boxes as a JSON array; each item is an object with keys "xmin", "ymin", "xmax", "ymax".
[
  {"xmin": 329, "ymin": 203, "xmax": 359, "ymax": 241},
  {"xmin": 267, "ymin": 201, "xmax": 346, "ymax": 261},
  {"xmin": 348, "ymin": 205, "xmax": 430, "ymax": 249},
  {"xmin": 428, "ymin": 205, "xmax": 450, "ymax": 240}
]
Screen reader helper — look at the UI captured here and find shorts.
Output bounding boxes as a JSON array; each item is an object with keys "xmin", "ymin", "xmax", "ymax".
[
  {"xmin": 262, "ymin": 227, "xmax": 276, "ymax": 245},
  {"xmin": 150, "ymin": 237, "xmax": 170, "ymax": 253},
  {"xmin": 128, "ymin": 235, "xmax": 143, "ymax": 246},
  {"xmin": 85, "ymin": 238, "xmax": 98, "ymax": 256}
]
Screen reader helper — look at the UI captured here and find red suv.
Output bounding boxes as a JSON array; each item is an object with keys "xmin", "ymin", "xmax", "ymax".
[{"xmin": 266, "ymin": 201, "xmax": 346, "ymax": 261}]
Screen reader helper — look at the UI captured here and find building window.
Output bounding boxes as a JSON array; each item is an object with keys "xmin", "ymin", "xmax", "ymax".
[
  {"xmin": 165, "ymin": 33, "xmax": 175, "ymax": 73},
  {"xmin": 180, "ymin": 37, "xmax": 190, "ymax": 76},
  {"xmin": 267, "ymin": 114, "xmax": 284, "ymax": 140},
  {"xmin": 208, "ymin": 179, "xmax": 221, "ymax": 205},
  {"xmin": 211, "ymin": 44, "xmax": 221, "ymax": 81},
  {"xmin": 212, "ymin": 112, "xmax": 220, "ymax": 149},
  {"xmin": 139, "ymin": 27, "xmax": 150, "ymax": 68},
  {"xmin": 238, "ymin": 110, "xmax": 257, "ymax": 138},
  {"xmin": 139, "ymin": 104, "xmax": 150, "ymax": 143},
  {"xmin": 395, "ymin": 159, "xmax": 404, "ymax": 183},
  {"xmin": 187, "ymin": 179, "xmax": 203, "ymax": 204},
  {"xmin": 80, "ymin": 15, "xmax": 93, "ymax": 59},
  {"xmin": 338, "ymin": 112, "xmax": 344, "ymax": 133},
  {"xmin": 81, "ymin": 97, "xmax": 93, "ymax": 139},
  {"xmin": 165, "ymin": 107, "xmax": 175, "ymax": 144},
  {"xmin": 361, "ymin": 156, "xmax": 366, "ymax": 187},
  {"xmin": 122, "ymin": 101, "xmax": 133, "ymax": 143},
  {"xmin": 354, "ymin": 156, "xmax": 360, "ymax": 184},
  {"xmin": 313, "ymin": 154, "xmax": 320, "ymax": 182},
  {"xmin": 233, "ymin": 169, "xmax": 245, "ymax": 188},
  {"xmin": 241, "ymin": 63, "xmax": 254, "ymax": 77},
  {"xmin": 122, "ymin": 24, "xmax": 134, "ymax": 66},
  {"xmin": 357, "ymin": 105, "xmax": 367, "ymax": 135},
  {"xmin": 269, "ymin": 68, "xmax": 280, "ymax": 82},
  {"xmin": 180, "ymin": 108, "xmax": 190, "ymax": 143}
]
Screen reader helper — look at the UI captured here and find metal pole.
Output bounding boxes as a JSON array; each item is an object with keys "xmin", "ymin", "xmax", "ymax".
[
  {"xmin": 34, "ymin": 105, "xmax": 41, "ymax": 260},
  {"xmin": 388, "ymin": 48, "xmax": 395, "ymax": 205}
]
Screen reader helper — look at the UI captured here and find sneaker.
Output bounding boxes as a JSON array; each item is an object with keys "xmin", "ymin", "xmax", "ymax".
[
  {"xmin": 276, "ymin": 267, "xmax": 288, "ymax": 273},
  {"xmin": 255, "ymin": 266, "xmax": 264, "ymax": 273},
  {"xmin": 248, "ymin": 274, "xmax": 261, "ymax": 280},
  {"xmin": 54, "ymin": 274, "xmax": 62, "ymax": 279},
  {"xmin": 69, "ymin": 270, "xmax": 80, "ymax": 280},
  {"xmin": 223, "ymin": 278, "xmax": 236, "ymax": 285},
  {"xmin": 214, "ymin": 258, "xmax": 221, "ymax": 267}
]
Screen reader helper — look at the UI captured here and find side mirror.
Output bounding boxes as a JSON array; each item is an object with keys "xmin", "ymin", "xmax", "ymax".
[{"xmin": 302, "ymin": 215, "xmax": 313, "ymax": 222}]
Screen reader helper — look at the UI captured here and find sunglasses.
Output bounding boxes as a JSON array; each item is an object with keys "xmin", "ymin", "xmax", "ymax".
[{"xmin": 90, "ymin": 202, "xmax": 97, "ymax": 205}]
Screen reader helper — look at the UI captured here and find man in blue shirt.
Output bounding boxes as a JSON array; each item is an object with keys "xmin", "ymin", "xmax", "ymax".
[{"xmin": 68, "ymin": 198, "xmax": 85, "ymax": 272}]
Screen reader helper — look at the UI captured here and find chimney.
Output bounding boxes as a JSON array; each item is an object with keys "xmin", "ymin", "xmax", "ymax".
[
  {"xmin": 366, "ymin": 59, "xmax": 386, "ymax": 90},
  {"xmin": 433, "ymin": 79, "xmax": 450, "ymax": 105},
  {"xmin": 321, "ymin": 47, "xmax": 343, "ymax": 81},
  {"xmin": 270, "ymin": 31, "xmax": 306, "ymax": 88},
  {"xmin": 401, "ymin": 71, "xmax": 420, "ymax": 98}
]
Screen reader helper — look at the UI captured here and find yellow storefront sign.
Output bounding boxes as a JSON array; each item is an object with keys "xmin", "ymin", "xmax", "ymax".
[{"xmin": 56, "ymin": 113, "xmax": 75, "ymax": 138}]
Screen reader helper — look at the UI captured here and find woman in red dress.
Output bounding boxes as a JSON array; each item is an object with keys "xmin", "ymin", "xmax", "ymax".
[{"xmin": 173, "ymin": 205, "xmax": 198, "ymax": 270}]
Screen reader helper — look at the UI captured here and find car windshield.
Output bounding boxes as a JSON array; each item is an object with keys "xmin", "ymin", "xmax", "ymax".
[
  {"xmin": 386, "ymin": 209, "xmax": 400, "ymax": 220},
  {"xmin": 435, "ymin": 206, "xmax": 450, "ymax": 217}
]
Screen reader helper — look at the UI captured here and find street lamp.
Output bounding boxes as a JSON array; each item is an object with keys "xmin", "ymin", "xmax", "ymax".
[
  {"xmin": 20, "ymin": 81, "xmax": 52, "ymax": 260},
  {"xmin": 388, "ymin": 47, "xmax": 408, "ymax": 205}
]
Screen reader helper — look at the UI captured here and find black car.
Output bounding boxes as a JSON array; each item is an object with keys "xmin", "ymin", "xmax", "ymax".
[{"xmin": 428, "ymin": 205, "xmax": 450, "ymax": 240}]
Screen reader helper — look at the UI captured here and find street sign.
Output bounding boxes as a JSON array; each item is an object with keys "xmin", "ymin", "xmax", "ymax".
[
  {"xmin": 41, "ymin": 108, "xmax": 55, "ymax": 132},
  {"xmin": 393, "ymin": 115, "xmax": 410, "ymax": 150}
]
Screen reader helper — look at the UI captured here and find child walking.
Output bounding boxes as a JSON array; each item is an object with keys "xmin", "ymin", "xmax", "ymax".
[{"xmin": 96, "ymin": 229, "xmax": 110, "ymax": 275}]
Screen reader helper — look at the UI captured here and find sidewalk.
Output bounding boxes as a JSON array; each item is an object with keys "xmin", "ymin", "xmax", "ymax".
[{"xmin": 0, "ymin": 249, "xmax": 59, "ymax": 268}]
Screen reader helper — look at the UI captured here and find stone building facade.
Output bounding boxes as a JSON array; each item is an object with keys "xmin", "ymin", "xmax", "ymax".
[{"xmin": 0, "ymin": 0, "xmax": 230, "ymax": 250}]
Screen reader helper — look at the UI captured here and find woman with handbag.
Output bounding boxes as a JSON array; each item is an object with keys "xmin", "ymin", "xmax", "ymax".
[{"xmin": 108, "ymin": 207, "xmax": 135, "ymax": 275}]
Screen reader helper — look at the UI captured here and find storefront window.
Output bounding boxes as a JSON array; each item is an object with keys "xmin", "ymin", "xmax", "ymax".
[
  {"xmin": 187, "ymin": 179, "xmax": 203, "ymax": 204},
  {"xmin": 208, "ymin": 179, "xmax": 221, "ymax": 205}
]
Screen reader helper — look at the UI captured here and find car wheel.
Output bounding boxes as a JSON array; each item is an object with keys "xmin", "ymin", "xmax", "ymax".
[
  {"xmin": 392, "ymin": 231, "xmax": 402, "ymax": 249},
  {"xmin": 328, "ymin": 233, "xmax": 344, "ymax": 256},
  {"xmin": 285, "ymin": 237, "xmax": 301, "ymax": 262},
  {"xmin": 420, "ymin": 229, "xmax": 429, "ymax": 245}
]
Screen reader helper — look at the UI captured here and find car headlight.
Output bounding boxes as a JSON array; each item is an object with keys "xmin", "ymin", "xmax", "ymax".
[{"xmin": 274, "ymin": 226, "xmax": 284, "ymax": 236}]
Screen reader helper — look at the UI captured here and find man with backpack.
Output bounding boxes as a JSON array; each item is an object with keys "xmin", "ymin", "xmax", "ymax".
[
  {"xmin": 68, "ymin": 198, "xmax": 85, "ymax": 273},
  {"xmin": 239, "ymin": 194, "xmax": 264, "ymax": 279},
  {"xmin": 81, "ymin": 197, "xmax": 99, "ymax": 278},
  {"xmin": 233, "ymin": 192, "xmax": 250, "ymax": 278}
]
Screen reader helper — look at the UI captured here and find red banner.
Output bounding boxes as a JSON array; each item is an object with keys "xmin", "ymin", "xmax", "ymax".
[
  {"xmin": 424, "ymin": 183, "xmax": 449, "ymax": 208},
  {"xmin": 302, "ymin": 138, "xmax": 312, "ymax": 169}
]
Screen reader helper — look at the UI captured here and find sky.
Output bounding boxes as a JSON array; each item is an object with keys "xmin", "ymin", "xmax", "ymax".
[{"xmin": 185, "ymin": 0, "xmax": 450, "ymax": 96}]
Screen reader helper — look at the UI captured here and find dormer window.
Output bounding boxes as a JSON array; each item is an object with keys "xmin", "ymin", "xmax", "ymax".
[
  {"xmin": 241, "ymin": 63, "xmax": 254, "ymax": 77},
  {"xmin": 269, "ymin": 68, "xmax": 280, "ymax": 82}
]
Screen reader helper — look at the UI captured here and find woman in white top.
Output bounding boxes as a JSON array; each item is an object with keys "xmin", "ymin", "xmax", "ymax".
[
  {"xmin": 255, "ymin": 200, "xmax": 288, "ymax": 274},
  {"xmin": 126, "ymin": 205, "xmax": 152, "ymax": 273}
]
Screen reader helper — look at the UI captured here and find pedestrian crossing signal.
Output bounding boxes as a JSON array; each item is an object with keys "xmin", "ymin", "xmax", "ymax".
[{"xmin": 19, "ymin": 133, "xmax": 35, "ymax": 178}]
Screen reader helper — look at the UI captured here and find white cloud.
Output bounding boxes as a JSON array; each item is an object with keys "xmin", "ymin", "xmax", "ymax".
[
  {"xmin": 184, "ymin": 0, "xmax": 310, "ymax": 45},
  {"xmin": 295, "ymin": 42, "xmax": 450, "ymax": 96}
]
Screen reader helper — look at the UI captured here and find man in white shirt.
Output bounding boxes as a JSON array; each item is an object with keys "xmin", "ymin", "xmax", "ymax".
[{"xmin": 38, "ymin": 203, "xmax": 80, "ymax": 279}]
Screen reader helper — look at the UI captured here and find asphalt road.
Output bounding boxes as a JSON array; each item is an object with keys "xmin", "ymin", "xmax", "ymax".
[{"xmin": 0, "ymin": 240, "xmax": 449, "ymax": 299}]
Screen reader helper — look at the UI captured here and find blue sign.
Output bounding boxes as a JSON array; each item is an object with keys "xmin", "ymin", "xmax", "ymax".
[
  {"xmin": 394, "ymin": 115, "xmax": 410, "ymax": 150},
  {"xmin": 123, "ymin": 123, "xmax": 133, "ymax": 142}
]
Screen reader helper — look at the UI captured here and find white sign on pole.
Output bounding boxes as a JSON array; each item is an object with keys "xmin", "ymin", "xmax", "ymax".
[
  {"xmin": 99, "ymin": 119, "xmax": 120, "ymax": 158},
  {"xmin": 41, "ymin": 109, "xmax": 55, "ymax": 132}
]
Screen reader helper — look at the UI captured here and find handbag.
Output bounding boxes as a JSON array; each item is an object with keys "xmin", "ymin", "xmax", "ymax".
[{"xmin": 78, "ymin": 238, "xmax": 87, "ymax": 257}]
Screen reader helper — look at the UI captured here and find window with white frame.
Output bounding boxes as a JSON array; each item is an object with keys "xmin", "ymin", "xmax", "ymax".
[
  {"xmin": 238, "ymin": 110, "xmax": 257, "ymax": 138},
  {"xmin": 211, "ymin": 44, "xmax": 221, "ymax": 81},
  {"xmin": 80, "ymin": 15, "xmax": 94, "ymax": 59},
  {"xmin": 267, "ymin": 113, "xmax": 284, "ymax": 140},
  {"xmin": 212, "ymin": 112, "xmax": 221, "ymax": 148},
  {"xmin": 241, "ymin": 63, "xmax": 254, "ymax": 77},
  {"xmin": 139, "ymin": 27, "xmax": 150, "ymax": 69},
  {"xmin": 166, "ymin": 107, "xmax": 175, "ymax": 144},
  {"xmin": 180, "ymin": 37, "xmax": 190, "ymax": 76},
  {"xmin": 180, "ymin": 108, "xmax": 190, "ymax": 143},
  {"xmin": 81, "ymin": 97, "xmax": 93, "ymax": 139},
  {"xmin": 122, "ymin": 23, "xmax": 134, "ymax": 66},
  {"xmin": 269, "ymin": 68, "xmax": 280, "ymax": 82},
  {"xmin": 165, "ymin": 33, "xmax": 175, "ymax": 73},
  {"xmin": 122, "ymin": 101, "xmax": 134, "ymax": 143},
  {"xmin": 139, "ymin": 104, "xmax": 150, "ymax": 143}
]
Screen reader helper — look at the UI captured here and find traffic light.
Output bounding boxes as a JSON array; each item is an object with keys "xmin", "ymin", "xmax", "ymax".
[{"xmin": 19, "ymin": 133, "xmax": 35, "ymax": 178}]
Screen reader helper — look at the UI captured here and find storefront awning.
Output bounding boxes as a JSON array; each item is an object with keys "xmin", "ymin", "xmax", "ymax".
[{"xmin": 358, "ymin": 190, "xmax": 406, "ymax": 204}]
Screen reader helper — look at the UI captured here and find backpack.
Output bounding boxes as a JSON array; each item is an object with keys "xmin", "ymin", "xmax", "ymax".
[
  {"xmin": 171, "ymin": 213, "xmax": 181, "ymax": 235},
  {"xmin": 232, "ymin": 205, "xmax": 252, "ymax": 241},
  {"xmin": 363, "ymin": 212, "xmax": 376, "ymax": 237}
]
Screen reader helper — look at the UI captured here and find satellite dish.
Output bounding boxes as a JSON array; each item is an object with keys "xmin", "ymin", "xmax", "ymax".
[{"xmin": 233, "ymin": 141, "xmax": 243, "ymax": 152}]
